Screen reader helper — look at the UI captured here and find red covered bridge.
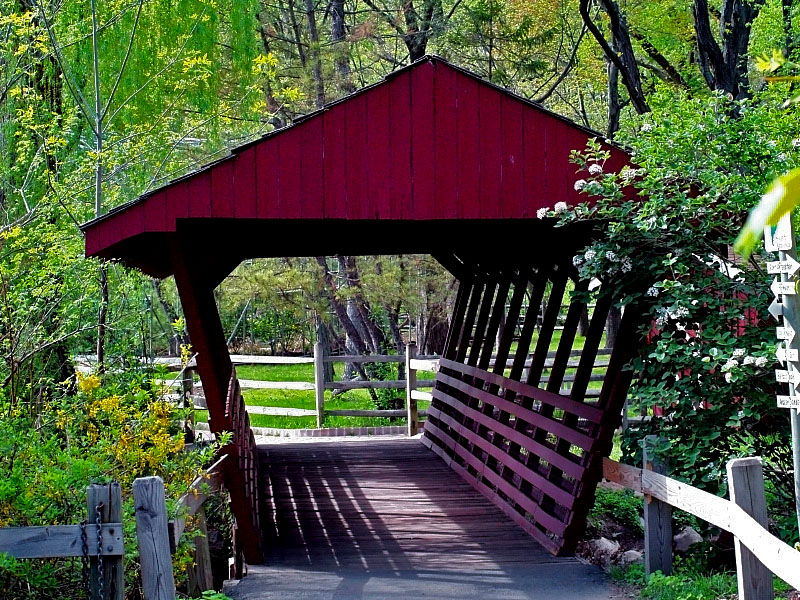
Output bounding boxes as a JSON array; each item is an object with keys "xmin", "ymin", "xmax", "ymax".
[{"xmin": 82, "ymin": 56, "xmax": 645, "ymax": 592}]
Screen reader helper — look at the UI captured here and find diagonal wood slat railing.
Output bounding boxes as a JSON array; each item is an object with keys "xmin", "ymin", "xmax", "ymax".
[{"xmin": 224, "ymin": 370, "xmax": 261, "ymax": 574}]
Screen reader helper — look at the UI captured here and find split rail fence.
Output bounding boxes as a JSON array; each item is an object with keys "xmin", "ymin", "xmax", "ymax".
[
  {"xmin": 602, "ymin": 436, "xmax": 800, "ymax": 600},
  {"xmin": 0, "ymin": 460, "xmax": 228, "ymax": 600},
  {"xmin": 159, "ymin": 345, "xmax": 614, "ymax": 435}
]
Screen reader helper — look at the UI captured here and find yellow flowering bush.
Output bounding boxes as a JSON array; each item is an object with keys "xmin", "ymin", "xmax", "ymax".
[{"xmin": 0, "ymin": 368, "xmax": 225, "ymax": 599}]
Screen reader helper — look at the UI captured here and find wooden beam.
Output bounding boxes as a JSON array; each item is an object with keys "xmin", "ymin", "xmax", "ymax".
[
  {"xmin": 87, "ymin": 483, "xmax": 124, "ymax": 600},
  {"xmin": 168, "ymin": 238, "xmax": 262, "ymax": 564},
  {"xmin": 0, "ymin": 524, "xmax": 123, "ymax": 559}
]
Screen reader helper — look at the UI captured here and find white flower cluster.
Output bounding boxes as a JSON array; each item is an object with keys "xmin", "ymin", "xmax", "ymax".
[
  {"xmin": 536, "ymin": 207, "xmax": 548, "ymax": 219},
  {"xmin": 641, "ymin": 123, "xmax": 654, "ymax": 132},
  {"xmin": 721, "ymin": 358, "xmax": 738, "ymax": 372},
  {"xmin": 554, "ymin": 201, "xmax": 568, "ymax": 213},
  {"xmin": 574, "ymin": 179, "xmax": 587, "ymax": 192},
  {"xmin": 646, "ymin": 286, "xmax": 659, "ymax": 297},
  {"xmin": 654, "ymin": 305, "xmax": 689, "ymax": 328},
  {"xmin": 588, "ymin": 163, "xmax": 603, "ymax": 175},
  {"xmin": 584, "ymin": 249, "xmax": 596, "ymax": 262},
  {"xmin": 621, "ymin": 258, "xmax": 632, "ymax": 273},
  {"xmin": 793, "ymin": 138, "xmax": 800, "ymax": 149},
  {"xmin": 620, "ymin": 166, "xmax": 644, "ymax": 183}
]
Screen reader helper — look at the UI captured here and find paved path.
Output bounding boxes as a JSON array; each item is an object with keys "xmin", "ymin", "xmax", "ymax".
[{"xmin": 226, "ymin": 437, "xmax": 622, "ymax": 600}]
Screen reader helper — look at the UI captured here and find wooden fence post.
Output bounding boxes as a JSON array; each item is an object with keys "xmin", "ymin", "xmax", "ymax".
[
  {"xmin": 727, "ymin": 457, "xmax": 774, "ymax": 600},
  {"xmin": 186, "ymin": 506, "xmax": 214, "ymax": 597},
  {"xmin": 134, "ymin": 476, "xmax": 176, "ymax": 600},
  {"xmin": 406, "ymin": 342, "xmax": 418, "ymax": 436},
  {"xmin": 314, "ymin": 342, "xmax": 325, "ymax": 428},
  {"xmin": 643, "ymin": 436, "xmax": 672, "ymax": 577},
  {"xmin": 87, "ymin": 483, "xmax": 124, "ymax": 600}
]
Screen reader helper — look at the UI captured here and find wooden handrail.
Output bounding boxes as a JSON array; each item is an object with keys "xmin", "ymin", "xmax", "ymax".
[{"xmin": 602, "ymin": 457, "xmax": 800, "ymax": 590}]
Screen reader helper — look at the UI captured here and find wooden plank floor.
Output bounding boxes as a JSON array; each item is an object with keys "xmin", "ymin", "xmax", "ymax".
[{"xmin": 227, "ymin": 437, "xmax": 621, "ymax": 599}]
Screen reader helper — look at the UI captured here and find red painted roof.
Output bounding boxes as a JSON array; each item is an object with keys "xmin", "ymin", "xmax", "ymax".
[{"xmin": 82, "ymin": 56, "xmax": 630, "ymax": 277}]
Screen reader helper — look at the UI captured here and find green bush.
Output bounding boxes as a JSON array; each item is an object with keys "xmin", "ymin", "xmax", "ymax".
[
  {"xmin": 553, "ymin": 87, "xmax": 799, "ymax": 542},
  {"xmin": 589, "ymin": 487, "xmax": 643, "ymax": 535},
  {"xmin": 0, "ymin": 367, "xmax": 223, "ymax": 598}
]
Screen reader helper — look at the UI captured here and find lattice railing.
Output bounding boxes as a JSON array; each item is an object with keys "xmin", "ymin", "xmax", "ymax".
[{"xmin": 225, "ymin": 370, "xmax": 261, "ymax": 563}]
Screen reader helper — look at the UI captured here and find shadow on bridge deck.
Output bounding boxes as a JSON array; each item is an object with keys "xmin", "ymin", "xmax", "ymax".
[{"xmin": 226, "ymin": 437, "xmax": 622, "ymax": 600}]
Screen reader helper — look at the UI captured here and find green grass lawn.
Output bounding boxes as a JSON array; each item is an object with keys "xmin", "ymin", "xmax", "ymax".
[
  {"xmin": 197, "ymin": 361, "xmax": 432, "ymax": 429},
  {"xmin": 196, "ymin": 335, "xmax": 606, "ymax": 431}
]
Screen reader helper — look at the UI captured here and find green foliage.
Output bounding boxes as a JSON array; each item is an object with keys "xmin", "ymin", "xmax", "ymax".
[
  {"xmin": 201, "ymin": 591, "xmax": 233, "ymax": 600},
  {"xmin": 555, "ymin": 87, "xmax": 800, "ymax": 541},
  {"xmin": 640, "ymin": 571, "xmax": 737, "ymax": 600},
  {"xmin": 588, "ymin": 487, "xmax": 643, "ymax": 535},
  {"xmin": 0, "ymin": 368, "xmax": 222, "ymax": 598}
]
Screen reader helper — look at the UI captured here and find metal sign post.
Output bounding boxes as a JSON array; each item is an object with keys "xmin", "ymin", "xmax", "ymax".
[{"xmin": 765, "ymin": 214, "xmax": 800, "ymax": 535}]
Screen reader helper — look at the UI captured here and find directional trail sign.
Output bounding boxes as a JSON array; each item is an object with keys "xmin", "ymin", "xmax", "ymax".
[{"xmin": 768, "ymin": 255, "xmax": 800, "ymax": 276}]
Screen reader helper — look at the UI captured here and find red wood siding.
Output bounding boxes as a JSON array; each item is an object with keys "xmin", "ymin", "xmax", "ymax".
[{"xmin": 84, "ymin": 57, "xmax": 630, "ymax": 259}]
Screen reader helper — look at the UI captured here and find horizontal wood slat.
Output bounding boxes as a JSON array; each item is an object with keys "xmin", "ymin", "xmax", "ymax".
[
  {"xmin": 326, "ymin": 379, "xmax": 435, "ymax": 390},
  {"xmin": 436, "ymin": 372, "xmax": 595, "ymax": 451},
  {"xmin": 420, "ymin": 431, "xmax": 561, "ymax": 554},
  {"xmin": 430, "ymin": 391, "xmax": 584, "ymax": 483},
  {"xmin": 0, "ymin": 524, "xmax": 124, "ymax": 558},
  {"xmin": 325, "ymin": 409, "xmax": 429, "ymax": 418},
  {"xmin": 427, "ymin": 406, "xmax": 576, "ymax": 509},
  {"xmin": 439, "ymin": 358, "xmax": 603, "ymax": 423}
]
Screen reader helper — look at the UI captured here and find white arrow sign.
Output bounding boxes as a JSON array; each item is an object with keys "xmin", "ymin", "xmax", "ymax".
[
  {"xmin": 778, "ymin": 324, "xmax": 796, "ymax": 342},
  {"xmin": 777, "ymin": 346, "xmax": 799, "ymax": 365},
  {"xmin": 772, "ymin": 278, "xmax": 796, "ymax": 296},
  {"xmin": 768, "ymin": 255, "xmax": 800, "ymax": 276},
  {"xmin": 776, "ymin": 367, "xmax": 800, "ymax": 387},
  {"xmin": 769, "ymin": 298, "xmax": 784, "ymax": 320},
  {"xmin": 778, "ymin": 395, "xmax": 800, "ymax": 408}
]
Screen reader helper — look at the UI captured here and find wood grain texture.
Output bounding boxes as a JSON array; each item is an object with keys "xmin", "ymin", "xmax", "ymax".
[
  {"xmin": 87, "ymin": 483, "xmax": 124, "ymax": 600},
  {"xmin": 0, "ymin": 524, "xmax": 123, "ymax": 558},
  {"xmin": 643, "ymin": 438, "xmax": 672, "ymax": 577},
  {"xmin": 259, "ymin": 438, "xmax": 575, "ymax": 569},
  {"xmin": 134, "ymin": 477, "xmax": 176, "ymax": 600},
  {"xmin": 84, "ymin": 57, "xmax": 633, "ymax": 264},
  {"xmin": 727, "ymin": 458, "xmax": 773, "ymax": 600}
]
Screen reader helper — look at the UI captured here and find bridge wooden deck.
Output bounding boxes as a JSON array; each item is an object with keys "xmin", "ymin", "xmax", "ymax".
[{"xmin": 226, "ymin": 437, "xmax": 622, "ymax": 599}]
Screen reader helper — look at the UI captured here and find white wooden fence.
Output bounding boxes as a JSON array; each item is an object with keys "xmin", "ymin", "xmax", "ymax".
[{"xmin": 603, "ymin": 436, "xmax": 800, "ymax": 600}]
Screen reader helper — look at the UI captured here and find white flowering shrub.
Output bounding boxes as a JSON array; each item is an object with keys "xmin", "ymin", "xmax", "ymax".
[{"xmin": 557, "ymin": 89, "xmax": 800, "ymax": 542}]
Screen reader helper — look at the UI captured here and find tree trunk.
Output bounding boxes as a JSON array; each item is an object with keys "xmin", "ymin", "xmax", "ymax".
[
  {"xmin": 606, "ymin": 37, "xmax": 621, "ymax": 138},
  {"xmin": 329, "ymin": 0, "xmax": 355, "ymax": 93},
  {"xmin": 606, "ymin": 305, "xmax": 621, "ymax": 348},
  {"xmin": 305, "ymin": 0, "xmax": 326, "ymax": 107},
  {"xmin": 692, "ymin": 0, "xmax": 764, "ymax": 99},
  {"xmin": 315, "ymin": 256, "xmax": 378, "ymax": 401},
  {"xmin": 580, "ymin": 0, "xmax": 650, "ymax": 114},
  {"xmin": 783, "ymin": 0, "xmax": 796, "ymax": 58}
]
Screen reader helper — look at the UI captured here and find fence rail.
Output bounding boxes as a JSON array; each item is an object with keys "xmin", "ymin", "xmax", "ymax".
[
  {"xmin": 83, "ymin": 345, "xmax": 613, "ymax": 433},
  {"xmin": 602, "ymin": 443, "xmax": 800, "ymax": 599}
]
